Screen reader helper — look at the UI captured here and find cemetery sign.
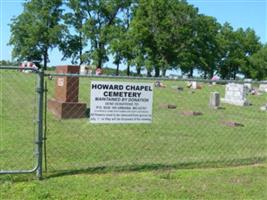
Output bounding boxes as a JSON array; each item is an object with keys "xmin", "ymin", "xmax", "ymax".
[{"xmin": 90, "ymin": 81, "xmax": 153, "ymax": 123}]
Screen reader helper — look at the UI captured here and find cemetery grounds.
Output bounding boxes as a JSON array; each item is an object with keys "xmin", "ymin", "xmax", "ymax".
[{"xmin": 0, "ymin": 70, "xmax": 266, "ymax": 199}]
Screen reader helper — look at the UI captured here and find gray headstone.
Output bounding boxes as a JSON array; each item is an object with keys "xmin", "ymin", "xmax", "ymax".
[
  {"xmin": 244, "ymin": 79, "xmax": 252, "ymax": 91},
  {"xmin": 260, "ymin": 104, "xmax": 267, "ymax": 111},
  {"xmin": 209, "ymin": 92, "xmax": 220, "ymax": 108},
  {"xmin": 259, "ymin": 84, "xmax": 267, "ymax": 92},
  {"xmin": 221, "ymin": 83, "xmax": 249, "ymax": 106}
]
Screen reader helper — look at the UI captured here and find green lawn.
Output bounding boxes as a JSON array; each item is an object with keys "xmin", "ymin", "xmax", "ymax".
[
  {"xmin": 0, "ymin": 69, "xmax": 266, "ymax": 199},
  {"xmin": 0, "ymin": 164, "xmax": 266, "ymax": 199}
]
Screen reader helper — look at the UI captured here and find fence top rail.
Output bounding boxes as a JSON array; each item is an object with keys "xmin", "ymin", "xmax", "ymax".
[
  {"xmin": 0, "ymin": 66, "xmax": 39, "ymax": 73},
  {"xmin": 44, "ymin": 72, "xmax": 267, "ymax": 84},
  {"xmin": 1, "ymin": 66, "xmax": 266, "ymax": 84}
]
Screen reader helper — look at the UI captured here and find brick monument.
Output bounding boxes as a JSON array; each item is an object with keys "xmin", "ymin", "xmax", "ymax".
[{"xmin": 48, "ymin": 65, "xmax": 87, "ymax": 119}]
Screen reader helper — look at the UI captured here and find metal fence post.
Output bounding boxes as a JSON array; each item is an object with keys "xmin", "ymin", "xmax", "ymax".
[{"xmin": 36, "ymin": 69, "xmax": 44, "ymax": 179}]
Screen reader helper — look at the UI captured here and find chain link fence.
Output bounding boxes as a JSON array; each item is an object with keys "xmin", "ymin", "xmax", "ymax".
[
  {"xmin": 44, "ymin": 70, "xmax": 267, "ymax": 173},
  {"xmin": 0, "ymin": 68, "xmax": 37, "ymax": 172},
  {"xmin": 0, "ymin": 67, "xmax": 266, "ymax": 177}
]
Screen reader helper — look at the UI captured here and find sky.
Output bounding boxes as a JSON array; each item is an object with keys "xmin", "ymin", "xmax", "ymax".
[{"xmin": 0, "ymin": 0, "xmax": 266, "ymax": 68}]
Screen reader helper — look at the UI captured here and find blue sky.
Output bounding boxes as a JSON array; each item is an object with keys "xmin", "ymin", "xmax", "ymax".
[{"xmin": 0, "ymin": 0, "xmax": 266, "ymax": 67}]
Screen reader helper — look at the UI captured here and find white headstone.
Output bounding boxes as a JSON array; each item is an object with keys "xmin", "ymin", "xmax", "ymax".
[
  {"xmin": 191, "ymin": 81, "xmax": 197, "ymax": 89},
  {"xmin": 259, "ymin": 84, "xmax": 267, "ymax": 92},
  {"xmin": 221, "ymin": 83, "xmax": 249, "ymax": 106},
  {"xmin": 80, "ymin": 64, "xmax": 87, "ymax": 75}
]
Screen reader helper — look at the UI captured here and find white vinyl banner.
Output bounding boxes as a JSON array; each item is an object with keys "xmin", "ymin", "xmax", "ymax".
[{"xmin": 90, "ymin": 81, "xmax": 153, "ymax": 123}]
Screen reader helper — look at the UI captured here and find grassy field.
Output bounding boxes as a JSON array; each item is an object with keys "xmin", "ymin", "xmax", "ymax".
[
  {"xmin": 0, "ymin": 164, "xmax": 266, "ymax": 199},
  {"xmin": 0, "ymin": 69, "xmax": 266, "ymax": 199}
]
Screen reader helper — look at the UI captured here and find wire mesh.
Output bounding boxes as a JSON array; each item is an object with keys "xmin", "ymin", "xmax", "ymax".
[
  {"xmin": 0, "ymin": 68, "xmax": 37, "ymax": 171},
  {"xmin": 44, "ymin": 73, "xmax": 267, "ymax": 172}
]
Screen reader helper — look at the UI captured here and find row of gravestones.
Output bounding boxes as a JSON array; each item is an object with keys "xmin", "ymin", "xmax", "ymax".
[{"xmin": 210, "ymin": 83, "xmax": 267, "ymax": 111}]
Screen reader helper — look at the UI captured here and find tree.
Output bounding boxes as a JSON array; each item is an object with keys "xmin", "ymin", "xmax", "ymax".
[
  {"xmin": 130, "ymin": 0, "xmax": 198, "ymax": 77},
  {"xmin": 238, "ymin": 28, "xmax": 262, "ymax": 78},
  {"xmin": 0, "ymin": 60, "xmax": 18, "ymax": 66},
  {"xmin": 9, "ymin": 0, "xmax": 63, "ymax": 69},
  {"xmin": 81, "ymin": 0, "xmax": 132, "ymax": 68},
  {"xmin": 109, "ymin": 4, "xmax": 135, "ymax": 76},
  {"xmin": 59, "ymin": 0, "xmax": 88, "ymax": 65},
  {"xmin": 249, "ymin": 45, "xmax": 267, "ymax": 80},
  {"xmin": 192, "ymin": 15, "xmax": 221, "ymax": 78},
  {"xmin": 217, "ymin": 23, "xmax": 261, "ymax": 79}
]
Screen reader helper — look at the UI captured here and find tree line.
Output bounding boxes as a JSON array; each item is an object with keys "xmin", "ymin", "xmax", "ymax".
[{"xmin": 9, "ymin": 0, "xmax": 267, "ymax": 80}]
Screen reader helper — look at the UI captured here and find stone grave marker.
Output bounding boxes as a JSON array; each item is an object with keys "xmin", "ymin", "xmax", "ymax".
[
  {"xmin": 221, "ymin": 83, "xmax": 249, "ymax": 106},
  {"xmin": 260, "ymin": 103, "xmax": 267, "ymax": 111},
  {"xmin": 181, "ymin": 111, "xmax": 203, "ymax": 116},
  {"xmin": 221, "ymin": 121, "xmax": 244, "ymax": 127},
  {"xmin": 244, "ymin": 79, "xmax": 252, "ymax": 92},
  {"xmin": 259, "ymin": 84, "xmax": 267, "ymax": 92},
  {"xmin": 159, "ymin": 104, "xmax": 176, "ymax": 109},
  {"xmin": 209, "ymin": 92, "xmax": 220, "ymax": 109},
  {"xmin": 48, "ymin": 65, "xmax": 87, "ymax": 119},
  {"xmin": 191, "ymin": 81, "xmax": 197, "ymax": 89}
]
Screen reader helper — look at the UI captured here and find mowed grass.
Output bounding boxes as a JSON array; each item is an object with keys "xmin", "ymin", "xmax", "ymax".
[
  {"xmin": 0, "ymin": 70, "xmax": 266, "ymax": 199},
  {"xmin": 44, "ymin": 74, "xmax": 266, "ymax": 171},
  {"xmin": 1, "ymin": 70, "xmax": 266, "ymax": 170},
  {"xmin": 0, "ymin": 164, "xmax": 266, "ymax": 199}
]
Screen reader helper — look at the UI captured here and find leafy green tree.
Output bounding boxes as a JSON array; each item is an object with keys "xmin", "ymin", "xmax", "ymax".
[
  {"xmin": 217, "ymin": 23, "xmax": 261, "ymax": 79},
  {"xmin": 249, "ymin": 45, "xmax": 267, "ymax": 80},
  {"xmin": 109, "ymin": 5, "xmax": 135, "ymax": 76},
  {"xmin": 193, "ymin": 15, "xmax": 221, "ymax": 78},
  {"xmin": 130, "ymin": 0, "xmax": 198, "ymax": 77},
  {"xmin": 81, "ymin": 0, "xmax": 132, "ymax": 68},
  {"xmin": 60, "ymin": 0, "xmax": 88, "ymax": 65},
  {"xmin": 9, "ymin": 0, "xmax": 63, "ymax": 69},
  {"xmin": 238, "ymin": 28, "xmax": 262, "ymax": 78},
  {"xmin": 216, "ymin": 23, "xmax": 236, "ymax": 79},
  {"xmin": 0, "ymin": 60, "xmax": 18, "ymax": 66}
]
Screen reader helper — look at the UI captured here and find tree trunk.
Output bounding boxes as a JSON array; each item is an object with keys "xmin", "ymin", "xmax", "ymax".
[
  {"xmin": 136, "ymin": 66, "xmax": 141, "ymax": 76},
  {"xmin": 79, "ymin": 32, "xmax": 83, "ymax": 66},
  {"xmin": 189, "ymin": 68, "xmax": 193, "ymax": 78},
  {"xmin": 155, "ymin": 66, "xmax": 160, "ymax": 77},
  {"xmin": 209, "ymin": 69, "xmax": 214, "ymax": 79},
  {"xmin": 97, "ymin": 42, "xmax": 103, "ymax": 68},
  {"xmin": 147, "ymin": 71, "xmax": 151, "ymax": 77},
  {"xmin": 116, "ymin": 63, "xmax": 119, "ymax": 76},
  {"xmin": 127, "ymin": 62, "xmax": 130, "ymax": 76},
  {"xmin": 162, "ymin": 69, "xmax": 167, "ymax": 77},
  {"xmin": 43, "ymin": 48, "xmax": 48, "ymax": 70},
  {"xmin": 97, "ymin": 57, "xmax": 102, "ymax": 69},
  {"xmin": 233, "ymin": 71, "xmax": 237, "ymax": 80},
  {"xmin": 204, "ymin": 71, "xmax": 207, "ymax": 79}
]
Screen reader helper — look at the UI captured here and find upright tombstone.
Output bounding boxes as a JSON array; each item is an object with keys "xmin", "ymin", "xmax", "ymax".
[
  {"xmin": 221, "ymin": 83, "xmax": 249, "ymax": 106},
  {"xmin": 209, "ymin": 92, "xmax": 220, "ymax": 109},
  {"xmin": 259, "ymin": 84, "xmax": 267, "ymax": 92},
  {"xmin": 80, "ymin": 64, "xmax": 88, "ymax": 75},
  {"xmin": 244, "ymin": 79, "xmax": 252, "ymax": 92},
  {"xmin": 191, "ymin": 81, "xmax": 197, "ymax": 89},
  {"xmin": 48, "ymin": 65, "xmax": 87, "ymax": 119},
  {"xmin": 260, "ymin": 103, "xmax": 267, "ymax": 111}
]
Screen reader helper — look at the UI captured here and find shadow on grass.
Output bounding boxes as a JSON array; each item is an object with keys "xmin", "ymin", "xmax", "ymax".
[
  {"xmin": 45, "ymin": 157, "xmax": 266, "ymax": 180},
  {"xmin": 1, "ymin": 157, "xmax": 265, "ymax": 182}
]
